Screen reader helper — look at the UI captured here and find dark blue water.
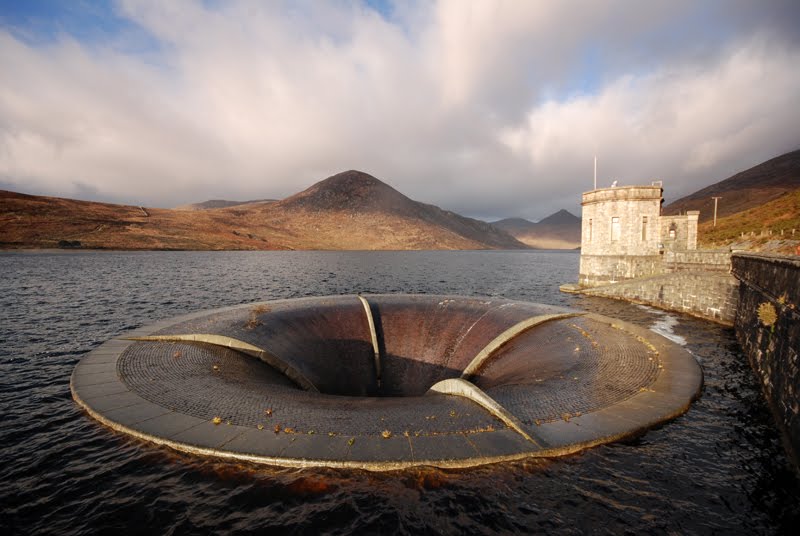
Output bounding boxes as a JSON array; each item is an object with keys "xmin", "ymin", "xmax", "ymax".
[{"xmin": 1, "ymin": 250, "xmax": 798, "ymax": 534}]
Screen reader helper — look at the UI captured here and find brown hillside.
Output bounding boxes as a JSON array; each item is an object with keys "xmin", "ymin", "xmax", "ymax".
[
  {"xmin": 0, "ymin": 171, "xmax": 527, "ymax": 251},
  {"xmin": 664, "ymin": 149, "xmax": 800, "ymax": 222},
  {"xmin": 0, "ymin": 190, "xmax": 287, "ymax": 250},
  {"xmin": 698, "ymin": 189, "xmax": 800, "ymax": 252},
  {"xmin": 268, "ymin": 170, "xmax": 526, "ymax": 249},
  {"xmin": 174, "ymin": 199, "xmax": 276, "ymax": 210}
]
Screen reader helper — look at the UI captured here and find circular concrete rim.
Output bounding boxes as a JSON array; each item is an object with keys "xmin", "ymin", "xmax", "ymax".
[{"xmin": 71, "ymin": 295, "xmax": 703, "ymax": 471}]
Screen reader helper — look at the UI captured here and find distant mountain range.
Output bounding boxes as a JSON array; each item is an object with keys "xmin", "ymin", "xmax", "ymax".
[
  {"xmin": 3, "ymin": 148, "xmax": 797, "ymax": 252},
  {"xmin": 492, "ymin": 209, "xmax": 581, "ymax": 249},
  {"xmin": 0, "ymin": 170, "xmax": 527, "ymax": 250}
]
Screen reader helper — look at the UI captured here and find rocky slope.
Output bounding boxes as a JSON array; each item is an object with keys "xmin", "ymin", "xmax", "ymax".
[{"xmin": 266, "ymin": 170, "xmax": 525, "ymax": 250}]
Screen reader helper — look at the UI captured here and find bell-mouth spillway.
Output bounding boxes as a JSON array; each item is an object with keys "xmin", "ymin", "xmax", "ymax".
[{"xmin": 70, "ymin": 294, "xmax": 703, "ymax": 471}]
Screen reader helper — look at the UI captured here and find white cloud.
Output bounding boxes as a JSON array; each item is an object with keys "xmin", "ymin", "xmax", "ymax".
[
  {"xmin": 0, "ymin": 0, "xmax": 798, "ymax": 219},
  {"xmin": 501, "ymin": 35, "xmax": 800, "ymax": 204}
]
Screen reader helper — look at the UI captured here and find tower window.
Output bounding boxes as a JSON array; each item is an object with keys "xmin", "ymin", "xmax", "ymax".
[
  {"xmin": 588, "ymin": 218, "xmax": 593, "ymax": 242},
  {"xmin": 611, "ymin": 217, "xmax": 620, "ymax": 242},
  {"xmin": 641, "ymin": 216, "xmax": 648, "ymax": 241}
]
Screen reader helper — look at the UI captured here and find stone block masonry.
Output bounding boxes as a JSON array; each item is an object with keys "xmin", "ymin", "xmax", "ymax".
[
  {"xmin": 578, "ymin": 184, "xmax": 701, "ymax": 287},
  {"xmin": 568, "ymin": 179, "xmax": 800, "ymax": 468},
  {"xmin": 576, "ymin": 271, "xmax": 739, "ymax": 326},
  {"xmin": 579, "ymin": 254, "xmax": 664, "ymax": 286},
  {"xmin": 732, "ymin": 253, "xmax": 800, "ymax": 469},
  {"xmin": 563, "ymin": 252, "xmax": 800, "ymax": 468},
  {"xmin": 663, "ymin": 250, "xmax": 731, "ymax": 273}
]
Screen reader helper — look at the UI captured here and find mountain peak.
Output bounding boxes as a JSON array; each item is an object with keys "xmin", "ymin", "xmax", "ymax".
[
  {"xmin": 320, "ymin": 169, "xmax": 385, "ymax": 186},
  {"xmin": 269, "ymin": 169, "xmax": 525, "ymax": 248},
  {"xmin": 538, "ymin": 209, "xmax": 579, "ymax": 225},
  {"xmin": 276, "ymin": 169, "xmax": 409, "ymax": 213}
]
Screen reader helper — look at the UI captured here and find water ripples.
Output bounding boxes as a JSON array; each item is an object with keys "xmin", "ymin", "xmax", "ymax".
[{"xmin": 1, "ymin": 250, "xmax": 798, "ymax": 534}]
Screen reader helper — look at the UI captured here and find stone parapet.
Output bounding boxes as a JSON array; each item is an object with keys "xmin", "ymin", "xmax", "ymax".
[
  {"xmin": 732, "ymin": 253, "xmax": 800, "ymax": 469},
  {"xmin": 581, "ymin": 185, "xmax": 662, "ymax": 206},
  {"xmin": 663, "ymin": 250, "xmax": 732, "ymax": 272}
]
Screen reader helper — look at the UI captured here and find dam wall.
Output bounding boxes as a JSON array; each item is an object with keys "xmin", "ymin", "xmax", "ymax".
[
  {"xmin": 574, "ymin": 271, "xmax": 739, "ymax": 326},
  {"xmin": 564, "ymin": 252, "xmax": 800, "ymax": 467},
  {"xmin": 731, "ymin": 253, "xmax": 800, "ymax": 468}
]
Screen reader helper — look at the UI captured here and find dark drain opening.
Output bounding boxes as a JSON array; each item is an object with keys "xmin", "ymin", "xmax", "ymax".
[{"xmin": 272, "ymin": 337, "xmax": 462, "ymax": 398}]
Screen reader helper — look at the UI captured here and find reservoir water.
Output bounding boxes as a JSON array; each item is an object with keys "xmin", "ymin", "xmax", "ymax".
[{"xmin": 1, "ymin": 250, "xmax": 798, "ymax": 534}]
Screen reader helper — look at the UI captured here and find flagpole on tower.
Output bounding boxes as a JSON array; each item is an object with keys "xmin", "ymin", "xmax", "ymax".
[{"xmin": 593, "ymin": 156, "xmax": 597, "ymax": 190}]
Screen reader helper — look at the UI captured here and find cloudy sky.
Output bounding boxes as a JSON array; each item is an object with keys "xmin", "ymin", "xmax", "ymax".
[{"xmin": 1, "ymin": 0, "xmax": 799, "ymax": 221}]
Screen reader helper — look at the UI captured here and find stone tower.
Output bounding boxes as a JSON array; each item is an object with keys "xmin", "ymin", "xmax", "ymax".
[
  {"xmin": 579, "ymin": 183, "xmax": 663, "ymax": 287},
  {"xmin": 579, "ymin": 183, "xmax": 699, "ymax": 287}
]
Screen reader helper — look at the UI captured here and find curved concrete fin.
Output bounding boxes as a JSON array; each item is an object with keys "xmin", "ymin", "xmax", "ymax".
[
  {"xmin": 461, "ymin": 313, "xmax": 583, "ymax": 380},
  {"xmin": 426, "ymin": 378, "xmax": 540, "ymax": 445},
  {"xmin": 128, "ymin": 334, "xmax": 319, "ymax": 392},
  {"xmin": 357, "ymin": 295, "xmax": 382, "ymax": 388}
]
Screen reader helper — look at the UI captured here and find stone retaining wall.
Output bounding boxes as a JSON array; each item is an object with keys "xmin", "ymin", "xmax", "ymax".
[
  {"xmin": 577, "ymin": 271, "xmax": 739, "ymax": 326},
  {"xmin": 732, "ymin": 253, "xmax": 800, "ymax": 468},
  {"xmin": 579, "ymin": 254, "xmax": 664, "ymax": 287},
  {"xmin": 663, "ymin": 250, "xmax": 732, "ymax": 273}
]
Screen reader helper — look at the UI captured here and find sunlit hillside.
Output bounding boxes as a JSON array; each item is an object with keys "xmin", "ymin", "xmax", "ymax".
[{"xmin": 698, "ymin": 189, "xmax": 800, "ymax": 252}]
